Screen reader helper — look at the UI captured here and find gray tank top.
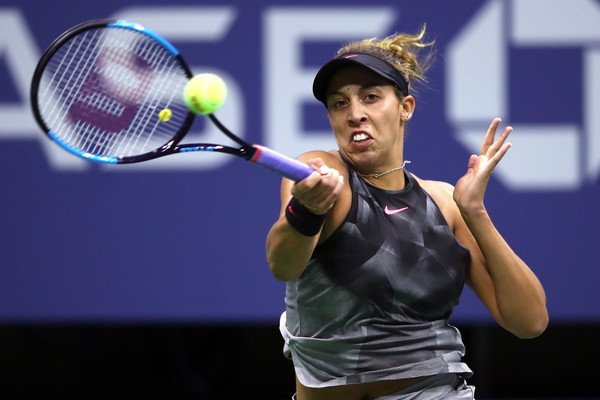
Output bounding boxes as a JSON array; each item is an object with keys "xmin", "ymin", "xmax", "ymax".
[{"xmin": 280, "ymin": 164, "xmax": 473, "ymax": 388}]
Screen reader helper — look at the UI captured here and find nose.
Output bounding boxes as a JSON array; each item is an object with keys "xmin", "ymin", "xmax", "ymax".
[{"xmin": 348, "ymin": 101, "xmax": 367, "ymax": 124}]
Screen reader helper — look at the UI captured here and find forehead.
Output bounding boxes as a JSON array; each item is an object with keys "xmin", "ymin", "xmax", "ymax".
[{"xmin": 326, "ymin": 65, "xmax": 393, "ymax": 94}]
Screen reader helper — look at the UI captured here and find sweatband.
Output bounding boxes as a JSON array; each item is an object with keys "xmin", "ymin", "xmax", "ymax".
[{"xmin": 285, "ymin": 197, "xmax": 327, "ymax": 236}]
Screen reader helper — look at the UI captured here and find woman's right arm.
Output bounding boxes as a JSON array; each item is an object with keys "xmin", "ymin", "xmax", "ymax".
[{"xmin": 266, "ymin": 152, "xmax": 346, "ymax": 281}]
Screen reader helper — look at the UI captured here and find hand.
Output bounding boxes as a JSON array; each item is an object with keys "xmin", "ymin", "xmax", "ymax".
[
  {"xmin": 453, "ymin": 118, "xmax": 512, "ymax": 214},
  {"xmin": 291, "ymin": 158, "xmax": 344, "ymax": 215}
]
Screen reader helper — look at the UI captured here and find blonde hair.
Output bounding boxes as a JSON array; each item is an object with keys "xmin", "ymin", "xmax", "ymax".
[{"xmin": 336, "ymin": 25, "xmax": 434, "ymax": 95}]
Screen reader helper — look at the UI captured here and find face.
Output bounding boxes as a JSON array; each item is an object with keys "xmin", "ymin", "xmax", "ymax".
[{"xmin": 325, "ymin": 65, "xmax": 414, "ymax": 173}]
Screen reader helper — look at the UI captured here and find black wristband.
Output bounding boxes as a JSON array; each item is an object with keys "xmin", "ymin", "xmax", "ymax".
[{"xmin": 285, "ymin": 197, "xmax": 327, "ymax": 236}]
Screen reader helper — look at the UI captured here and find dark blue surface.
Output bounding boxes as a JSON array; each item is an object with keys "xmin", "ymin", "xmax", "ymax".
[{"xmin": 1, "ymin": 0, "xmax": 598, "ymax": 323}]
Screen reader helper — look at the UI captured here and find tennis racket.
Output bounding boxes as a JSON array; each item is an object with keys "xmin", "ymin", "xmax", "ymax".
[{"xmin": 30, "ymin": 19, "xmax": 314, "ymax": 181}]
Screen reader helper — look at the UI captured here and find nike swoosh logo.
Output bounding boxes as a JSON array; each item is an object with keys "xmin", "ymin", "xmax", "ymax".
[{"xmin": 384, "ymin": 206, "xmax": 408, "ymax": 215}]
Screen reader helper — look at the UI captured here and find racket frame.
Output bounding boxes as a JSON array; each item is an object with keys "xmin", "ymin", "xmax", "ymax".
[{"xmin": 30, "ymin": 19, "xmax": 313, "ymax": 181}]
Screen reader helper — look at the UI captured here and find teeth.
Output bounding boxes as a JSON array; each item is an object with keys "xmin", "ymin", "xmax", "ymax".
[{"xmin": 353, "ymin": 133, "xmax": 369, "ymax": 142}]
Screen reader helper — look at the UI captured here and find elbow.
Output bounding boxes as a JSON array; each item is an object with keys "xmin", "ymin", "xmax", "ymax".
[
  {"xmin": 266, "ymin": 236, "xmax": 307, "ymax": 281},
  {"xmin": 266, "ymin": 253, "xmax": 302, "ymax": 282},
  {"xmin": 269, "ymin": 264, "xmax": 301, "ymax": 282},
  {"xmin": 271, "ymin": 271, "xmax": 296, "ymax": 282},
  {"xmin": 526, "ymin": 313, "xmax": 550, "ymax": 339},
  {"xmin": 268, "ymin": 262, "xmax": 291, "ymax": 282},
  {"xmin": 511, "ymin": 312, "xmax": 549, "ymax": 339}
]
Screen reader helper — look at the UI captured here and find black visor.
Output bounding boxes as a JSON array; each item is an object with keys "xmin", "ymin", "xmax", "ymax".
[{"xmin": 312, "ymin": 52, "xmax": 409, "ymax": 105}]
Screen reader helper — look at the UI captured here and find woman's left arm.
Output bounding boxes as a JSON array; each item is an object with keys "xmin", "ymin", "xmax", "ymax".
[{"xmin": 452, "ymin": 118, "xmax": 549, "ymax": 339}]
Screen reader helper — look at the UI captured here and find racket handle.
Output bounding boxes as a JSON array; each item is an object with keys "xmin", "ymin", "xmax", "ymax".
[{"xmin": 250, "ymin": 145, "xmax": 314, "ymax": 182}]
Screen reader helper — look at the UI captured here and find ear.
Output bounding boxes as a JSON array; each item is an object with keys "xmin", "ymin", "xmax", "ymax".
[{"xmin": 400, "ymin": 95, "xmax": 415, "ymax": 121}]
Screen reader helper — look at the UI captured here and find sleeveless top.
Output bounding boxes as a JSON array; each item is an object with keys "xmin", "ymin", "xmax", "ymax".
[{"xmin": 279, "ymin": 162, "xmax": 473, "ymax": 388}]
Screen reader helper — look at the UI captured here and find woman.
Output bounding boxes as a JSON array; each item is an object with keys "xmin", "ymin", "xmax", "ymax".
[{"xmin": 266, "ymin": 27, "xmax": 548, "ymax": 400}]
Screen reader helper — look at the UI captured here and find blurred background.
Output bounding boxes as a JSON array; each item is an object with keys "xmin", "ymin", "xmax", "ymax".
[{"xmin": 1, "ymin": 0, "xmax": 599, "ymax": 398}]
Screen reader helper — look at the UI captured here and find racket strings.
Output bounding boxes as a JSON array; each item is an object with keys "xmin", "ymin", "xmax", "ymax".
[
  {"xmin": 101, "ymin": 34, "xmax": 155, "ymax": 156},
  {"xmin": 115, "ymin": 37, "xmax": 184, "ymax": 156},
  {"xmin": 45, "ymin": 34, "xmax": 107, "ymax": 154},
  {"xmin": 71, "ymin": 35, "xmax": 115, "ymax": 155},
  {"xmin": 65, "ymin": 35, "xmax": 120, "ymax": 155},
  {"xmin": 37, "ymin": 26, "xmax": 190, "ymax": 159},
  {"xmin": 41, "ymin": 31, "xmax": 99, "ymax": 142}
]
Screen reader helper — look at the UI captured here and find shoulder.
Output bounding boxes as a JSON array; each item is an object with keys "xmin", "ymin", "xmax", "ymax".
[
  {"xmin": 280, "ymin": 150, "xmax": 348, "ymax": 194},
  {"xmin": 297, "ymin": 150, "xmax": 348, "ymax": 174},
  {"xmin": 413, "ymin": 175, "xmax": 460, "ymax": 229},
  {"xmin": 296, "ymin": 150, "xmax": 351, "ymax": 191},
  {"xmin": 414, "ymin": 175, "xmax": 454, "ymax": 199}
]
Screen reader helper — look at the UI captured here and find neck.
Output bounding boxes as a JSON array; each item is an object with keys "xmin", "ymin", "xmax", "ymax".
[
  {"xmin": 358, "ymin": 160, "xmax": 411, "ymax": 179},
  {"xmin": 358, "ymin": 160, "xmax": 411, "ymax": 189}
]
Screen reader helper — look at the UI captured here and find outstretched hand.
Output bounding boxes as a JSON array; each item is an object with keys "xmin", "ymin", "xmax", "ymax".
[{"xmin": 453, "ymin": 118, "xmax": 512, "ymax": 214}]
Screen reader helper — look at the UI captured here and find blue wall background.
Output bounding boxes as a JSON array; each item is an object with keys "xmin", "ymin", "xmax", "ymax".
[{"xmin": 1, "ymin": 0, "xmax": 599, "ymax": 325}]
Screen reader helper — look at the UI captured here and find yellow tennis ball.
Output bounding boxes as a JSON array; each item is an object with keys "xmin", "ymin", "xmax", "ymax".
[
  {"xmin": 158, "ymin": 108, "xmax": 172, "ymax": 122},
  {"xmin": 183, "ymin": 73, "xmax": 227, "ymax": 115}
]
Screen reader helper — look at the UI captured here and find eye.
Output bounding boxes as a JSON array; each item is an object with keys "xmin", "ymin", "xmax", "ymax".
[
  {"xmin": 363, "ymin": 93, "xmax": 380, "ymax": 103},
  {"xmin": 328, "ymin": 98, "xmax": 348, "ymax": 109}
]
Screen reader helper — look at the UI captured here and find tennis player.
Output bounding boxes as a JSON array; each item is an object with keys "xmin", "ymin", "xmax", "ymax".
[{"xmin": 266, "ymin": 26, "xmax": 548, "ymax": 400}]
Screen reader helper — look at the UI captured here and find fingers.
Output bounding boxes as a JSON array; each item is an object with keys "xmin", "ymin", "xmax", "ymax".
[
  {"xmin": 306, "ymin": 157, "xmax": 328, "ymax": 174},
  {"xmin": 489, "ymin": 126, "xmax": 512, "ymax": 159},
  {"xmin": 466, "ymin": 154, "xmax": 479, "ymax": 172},
  {"xmin": 480, "ymin": 118, "xmax": 501, "ymax": 155},
  {"xmin": 490, "ymin": 141, "xmax": 512, "ymax": 166},
  {"xmin": 481, "ymin": 118, "xmax": 512, "ymax": 158},
  {"xmin": 291, "ymin": 158, "xmax": 344, "ymax": 214},
  {"xmin": 467, "ymin": 119, "xmax": 513, "ymax": 177}
]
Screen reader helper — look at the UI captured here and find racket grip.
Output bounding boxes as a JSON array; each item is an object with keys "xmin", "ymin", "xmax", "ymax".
[{"xmin": 250, "ymin": 145, "xmax": 314, "ymax": 182}]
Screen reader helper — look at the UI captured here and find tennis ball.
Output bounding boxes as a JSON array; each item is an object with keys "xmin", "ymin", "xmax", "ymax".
[
  {"xmin": 158, "ymin": 108, "xmax": 172, "ymax": 122},
  {"xmin": 183, "ymin": 73, "xmax": 227, "ymax": 115}
]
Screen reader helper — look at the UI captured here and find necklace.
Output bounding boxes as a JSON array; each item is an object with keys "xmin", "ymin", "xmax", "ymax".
[{"xmin": 358, "ymin": 160, "xmax": 411, "ymax": 179}]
